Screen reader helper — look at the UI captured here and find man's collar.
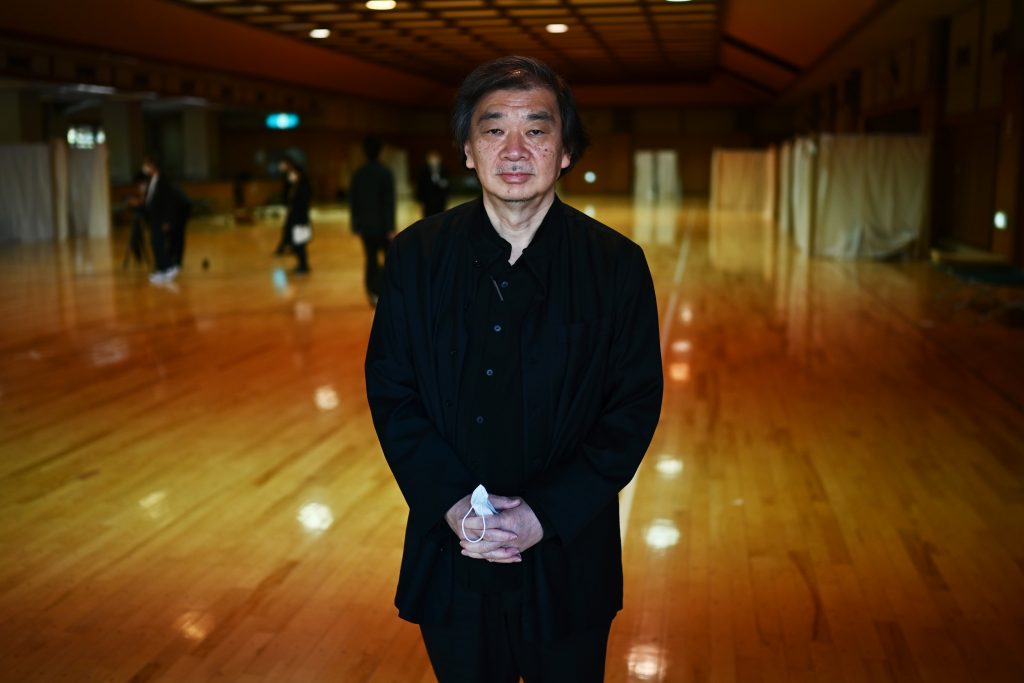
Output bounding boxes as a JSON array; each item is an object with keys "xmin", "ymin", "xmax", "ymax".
[{"xmin": 469, "ymin": 196, "xmax": 561, "ymax": 292}]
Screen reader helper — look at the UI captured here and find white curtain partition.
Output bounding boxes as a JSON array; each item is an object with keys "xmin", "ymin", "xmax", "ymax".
[
  {"xmin": 790, "ymin": 138, "xmax": 817, "ymax": 255},
  {"xmin": 783, "ymin": 135, "xmax": 931, "ymax": 260},
  {"xmin": 68, "ymin": 146, "xmax": 111, "ymax": 239},
  {"xmin": 0, "ymin": 144, "xmax": 55, "ymax": 243},
  {"xmin": 51, "ymin": 140, "xmax": 70, "ymax": 241},
  {"xmin": 0, "ymin": 142, "xmax": 110, "ymax": 243},
  {"xmin": 812, "ymin": 135, "xmax": 930, "ymax": 259},
  {"xmin": 710, "ymin": 148, "xmax": 776, "ymax": 216},
  {"xmin": 777, "ymin": 141, "xmax": 793, "ymax": 239}
]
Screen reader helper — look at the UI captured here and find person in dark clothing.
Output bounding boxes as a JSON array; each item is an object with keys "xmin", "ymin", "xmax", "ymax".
[
  {"xmin": 141, "ymin": 155, "xmax": 190, "ymax": 285},
  {"xmin": 415, "ymin": 150, "xmax": 450, "ymax": 218},
  {"xmin": 278, "ymin": 157, "xmax": 312, "ymax": 274},
  {"xmin": 364, "ymin": 56, "xmax": 663, "ymax": 682},
  {"xmin": 273, "ymin": 168, "xmax": 295, "ymax": 256},
  {"xmin": 123, "ymin": 172, "xmax": 151, "ymax": 269},
  {"xmin": 349, "ymin": 136, "xmax": 395, "ymax": 305}
]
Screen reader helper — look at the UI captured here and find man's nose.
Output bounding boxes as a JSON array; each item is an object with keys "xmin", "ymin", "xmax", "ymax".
[{"xmin": 501, "ymin": 132, "xmax": 528, "ymax": 160}]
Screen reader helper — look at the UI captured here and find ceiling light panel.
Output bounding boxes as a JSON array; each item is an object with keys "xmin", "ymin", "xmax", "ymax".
[
  {"xmin": 218, "ymin": 5, "xmax": 270, "ymax": 13},
  {"xmin": 246, "ymin": 14, "xmax": 297, "ymax": 22},
  {"xmin": 283, "ymin": 3, "xmax": 340, "ymax": 10},
  {"xmin": 310, "ymin": 12, "xmax": 359, "ymax": 20}
]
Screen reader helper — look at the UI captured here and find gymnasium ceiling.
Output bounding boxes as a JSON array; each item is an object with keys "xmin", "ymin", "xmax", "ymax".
[{"xmin": 0, "ymin": 0, "xmax": 976, "ymax": 106}]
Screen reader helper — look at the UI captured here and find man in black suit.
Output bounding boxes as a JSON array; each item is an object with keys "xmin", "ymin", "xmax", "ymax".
[
  {"xmin": 415, "ymin": 150, "xmax": 450, "ymax": 218},
  {"xmin": 349, "ymin": 136, "xmax": 395, "ymax": 306},
  {"xmin": 141, "ymin": 154, "xmax": 190, "ymax": 285},
  {"xmin": 365, "ymin": 56, "xmax": 663, "ymax": 681}
]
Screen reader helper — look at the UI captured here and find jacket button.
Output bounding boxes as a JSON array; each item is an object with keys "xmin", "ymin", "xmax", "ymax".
[
  {"xmin": 445, "ymin": 399, "xmax": 453, "ymax": 408},
  {"xmin": 449, "ymin": 348, "xmax": 457, "ymax": 357}
]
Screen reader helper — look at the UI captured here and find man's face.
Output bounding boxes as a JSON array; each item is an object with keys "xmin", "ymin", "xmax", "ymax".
[
  {"xmin": 141, "ymin": 160, "xmax": 156, "ymax": 176},
  {"xmin": 463, "ymin": 87, "xmax": 570, "ymax": 205}
]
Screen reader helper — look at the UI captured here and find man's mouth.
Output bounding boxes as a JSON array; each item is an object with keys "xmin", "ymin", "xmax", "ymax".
[{"xmin": 498, "ymin": 167, "xmax": 534, "ymax": 182}]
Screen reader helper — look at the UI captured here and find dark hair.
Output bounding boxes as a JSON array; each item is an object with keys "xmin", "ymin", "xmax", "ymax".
[
  {"xmin": 362, "ymin": 136, "xmax": 382, "ymax": 160},
  {"xmin": 279, "ymin": 155, "xmax": 304, "ymax": 174},
  {"xmin": 451, "ymin": 56, "xmax": 588, "ymax": 176}
]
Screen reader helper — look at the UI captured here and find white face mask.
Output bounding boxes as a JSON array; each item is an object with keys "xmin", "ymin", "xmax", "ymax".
[{"xmin": 461, "ymin": 484, "xmax": 496, "ymax": 543}]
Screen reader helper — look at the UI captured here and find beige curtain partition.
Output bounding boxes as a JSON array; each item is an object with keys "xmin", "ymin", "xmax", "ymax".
[
  {"xmin": 784, "ymin": 134, "xmax": 931, "ymax": 260},
  {"xmin": 777, "ymin": 141, "xmax": 793, "ymax": 240},
  {"xmin": 710, "ymin": 147, "xmax": 777, "ymax": 218},
  {"xmin": 67, "ymin": 145, "xmax": 112, "ymax": 239}
]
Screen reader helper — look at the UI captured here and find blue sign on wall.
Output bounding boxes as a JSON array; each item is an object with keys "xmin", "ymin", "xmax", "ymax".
[{"xmin": 266, "ymin": 113, "xmax": 300, "ymax": 130}]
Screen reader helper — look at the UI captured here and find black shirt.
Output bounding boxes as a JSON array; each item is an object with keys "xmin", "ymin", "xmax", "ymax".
[
  {"xmin": 365, "ymin": 196, "xmax": 663, "ymax": 638},
  {"xmin": 453, "ymin": 203, "xmax": 556, "ymax": 592}
]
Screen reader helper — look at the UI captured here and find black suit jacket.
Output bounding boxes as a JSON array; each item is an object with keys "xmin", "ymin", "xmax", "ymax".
[
  {"xmin": 415, "ymin": 164, "xmax": 449, "ymax": 217},
  {"xmin": 144, "ymin": 175, "xmax": 189, "ymax": 229},
  {"xmin": 350, "ymin": 160, "xmax": 395, "ymax": 236},
  {"xmin": 365, "ymin": 197, "xmax": 662, "ymax": 641},
  {"xmin": 284, "ymin": 175, "xmax": 311, "ymax": 228}
]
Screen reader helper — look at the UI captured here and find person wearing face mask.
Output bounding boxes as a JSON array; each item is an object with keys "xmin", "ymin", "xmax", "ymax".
[
  {"xmin": 416, "ymin": 150, "xmax": 450, "ymax": 218},
  {"xmin": 140, "ymin": 154, "xmax": 190, "ymax": 285},
  {"xmin": 365, "ymin": 56, "xmax": 662, "ymax": 681},
  {"xmin": 278, "ymin": 157, "xmax": 312, "ymax": 275}
]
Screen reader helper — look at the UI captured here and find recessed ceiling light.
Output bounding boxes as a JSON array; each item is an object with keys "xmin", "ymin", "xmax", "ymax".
[
  {"xmin": 666, "ymin": 0, "xmax": 693, "ymax": 3},
  {"xmin": 545, "ymin": 23, "xmax": 569, "ymax": 34},
  {"xmin": 309, "ymin": 28, "xmax": 330, "ymax": 39},
  {"xmin": 366, "ymin": 0, "xmax": 396, "ymax": 9}
]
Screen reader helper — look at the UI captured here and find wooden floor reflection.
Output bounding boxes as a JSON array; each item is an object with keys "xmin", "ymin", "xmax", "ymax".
[{"xmin": 1, "ymin": 198, "xmax": 1022, "ymax": 682}]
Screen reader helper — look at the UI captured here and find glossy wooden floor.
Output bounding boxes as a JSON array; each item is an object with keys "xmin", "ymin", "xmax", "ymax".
[{"xmin": 1, "ymin": 197, "xmax": 1023, "ymax": 682}]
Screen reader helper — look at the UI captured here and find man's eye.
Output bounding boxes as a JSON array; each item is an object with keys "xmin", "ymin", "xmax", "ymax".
[{"xmin": 487, "ymin": 128, "xmax": 503, "ymax": 135}]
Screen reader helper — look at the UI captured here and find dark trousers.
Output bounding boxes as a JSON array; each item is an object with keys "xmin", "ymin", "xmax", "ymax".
[
  {"xmin": 169, "ymin": 220, "xmax": 186, "ymax": 267},
  {"xmin": 420, "ymin": 587, "xmax": 611, "ymax": 683},
  {"xmin": 125, "ymin": 217, "xmax": 149, "ymax": 267},
  {"xmin": 275, "ymin": 222, "xmax": 293, "ymax": 253},
  {"xmin": 149, "ymin": 223, "xmax": 173, "ymax": 272},
  {"xmin": 294, "ymin": 242, "xmax": 309, "ymax": 271},
  {"xmin": 360, "ymin": 234, "xmax": 390, "ymax": 297}
]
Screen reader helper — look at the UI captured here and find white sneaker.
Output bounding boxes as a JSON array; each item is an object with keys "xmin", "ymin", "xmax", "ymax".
[
  {"xmin": 165, "ymin": 266, "xmax": 180, "ymax": 280},
  {"xmin": 149, "ymin": 271, "xmax": 168, "ymax": 285}
]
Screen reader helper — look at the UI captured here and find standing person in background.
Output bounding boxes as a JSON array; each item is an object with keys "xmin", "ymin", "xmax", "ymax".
[
  {"xmin": 415, "ymin": 150, "xmax": 450, "ymax": 218},
  {"xmin": 279, "ymin": 157, "xmax": 312, "ymax": 275},
  {"xmin": 273, "ymin": 163, "xmax": 295, "ymax": 256},
  {"xmin": 141, "ymin": 154, "xmax": 190, "ymax": 285},
  {"xmin": 349, "ymin": 136, "xmax": 395, "ymax": 307},
  {"xmin": 123, "ymin": 171, "xmax": 151, "ymax": 269}
]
